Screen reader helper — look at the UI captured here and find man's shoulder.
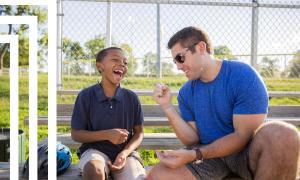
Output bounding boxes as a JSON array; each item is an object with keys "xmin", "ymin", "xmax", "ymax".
[
  {"xmin": 226, "ymin": 60, "xmax": 255, "ymax": 74},
  {"xmin": 179, "ymin": 81, "xmax": 194, "ymax": 95}
]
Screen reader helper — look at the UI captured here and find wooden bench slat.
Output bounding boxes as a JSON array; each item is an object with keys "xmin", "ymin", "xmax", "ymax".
[
  {"xmin": 25, "ymin": 116, "xmax": 300, "ymax": 126},
  {"xmin": 57, "ymin": 89, "xmax": 300, "ymax": 98},
  {"xmin": 55, "ymin": 104, "xmax": 300, "ymax": 117},
  {"xmin": 39, "ymin": 133, "xmax": 183, "ymax": 150}
]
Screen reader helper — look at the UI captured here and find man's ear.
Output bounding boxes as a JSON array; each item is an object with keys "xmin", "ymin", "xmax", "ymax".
[{"xmin": 198, "ymin": 41, "xmax": 207, "ymax": 54}]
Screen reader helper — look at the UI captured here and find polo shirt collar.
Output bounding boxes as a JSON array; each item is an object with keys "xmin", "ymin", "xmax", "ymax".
[{"xmin": 95, "ymin": 83, "xmax": 123, "ymax": 102}]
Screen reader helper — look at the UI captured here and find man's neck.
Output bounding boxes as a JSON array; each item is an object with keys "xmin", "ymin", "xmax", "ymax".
[{"xmin": 200, "ymin": 58, "xmax": 222, "ymax": 83}]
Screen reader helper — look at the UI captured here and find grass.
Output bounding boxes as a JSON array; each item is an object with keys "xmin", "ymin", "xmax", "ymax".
[{"xmin": 0, "ymin": 74, "xmax": 299, "ymax": 166}]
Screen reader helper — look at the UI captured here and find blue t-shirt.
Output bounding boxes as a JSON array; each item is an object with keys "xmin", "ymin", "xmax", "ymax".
[
  {"xmin": 71, "ymin": 83, "xmax": 143, "ymax": 161},
  {"xmin": 178, "ymin": 60, "xmax": 268, "ymax": 144}
]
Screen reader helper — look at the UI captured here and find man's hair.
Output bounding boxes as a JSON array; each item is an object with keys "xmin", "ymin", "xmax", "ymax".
[
  {"xmin": 167, "ymin": 26, "xmax": 213, "ymax": 54},
  {"xmin": 96, "ymin": 47, "xmax": 123, "ymax": 63}
]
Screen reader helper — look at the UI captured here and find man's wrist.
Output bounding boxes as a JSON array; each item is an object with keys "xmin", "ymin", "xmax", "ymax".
[
  {"xmin": 162, "ymin": 104, "xmax": 173, "ymax": 111},
  {"xmin": 193, "ymin": 148, "xmax": 204, "ymax": 162}
]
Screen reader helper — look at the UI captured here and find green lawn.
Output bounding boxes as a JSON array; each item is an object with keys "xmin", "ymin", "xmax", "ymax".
[{"xmin": 0, "ymin": 74, "xmax": 299, "ymax": 165}]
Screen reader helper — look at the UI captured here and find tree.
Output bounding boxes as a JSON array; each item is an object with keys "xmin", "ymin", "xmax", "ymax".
[
  {"xmin": 119, "ymin": 43, "xmax": 137, "ymax": 76},
  {"xmin": 288, "ymin": 50, "xmax": 300, "ymax": 78},
  {"xmin": 214, "ymin": 45, "xmax": 236, "ymax": 59},
  {"xmin": 84, "ymin": 35, "xmax": 105, "ymax": 59},
  {"xmin": 0, "ymin": 5, "xmax": 47, "ymax": 73},
  {"xmin": 259, "ymin": 57, "xmax": 279, "ymax": 78},
  {"xmin": 142, "ymin": 52, "xmax": 174, "ymax": 76},
  {"xmin": 62, "ymin": 37, "xmax": 85, "ymax": 61}
]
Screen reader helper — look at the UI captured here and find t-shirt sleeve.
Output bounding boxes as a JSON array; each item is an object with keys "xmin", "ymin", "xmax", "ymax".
[
  {"xmin": 133, "ymin": 95, "xmax": 144, "ymax": 126},
  {"xmin": 178, "ymin": 90, "xmax": 195, "ymax": 122},
  {"xmin": 233, "ymin": 69, "xmax": 269, "ymax": 115},
  {"xmin": 71, "ymin": 91, "xmax": 89, "ymax": 130}
]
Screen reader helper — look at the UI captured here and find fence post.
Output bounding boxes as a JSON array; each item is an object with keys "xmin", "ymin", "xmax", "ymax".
[
  {"xmin": 106, "ymin": 1, "xmax": 112, "ymax": 48},
  {"xmin": 156, "ymin": 3, "xmax": 162, "ymax": 78},
  {"xmin": 57, "ymin": 0, "xmax": 63, "ymax": 89},
  {"xmin": 251, "ymin": 0, "xmax": 259, "ymax": 70}
]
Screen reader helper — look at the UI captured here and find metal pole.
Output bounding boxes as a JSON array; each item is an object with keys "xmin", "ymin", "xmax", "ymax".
[
  {"xmin": 57, "ymin": 0, "xmax": 63, "ymax": 89},
  {"xmin": 106, "ymin": 1, "xmax": 112, "ymax": 47},
  {"xmin": 89, "ymin": 59, "xmax": 92, "ymax": 76},
  {"xmin": 250, "ymin": 0, "xmax": 259, "ymax": 70},
  {"xmin": 156, "ymin": 3, "xmax": 162, "ymax": 78}
]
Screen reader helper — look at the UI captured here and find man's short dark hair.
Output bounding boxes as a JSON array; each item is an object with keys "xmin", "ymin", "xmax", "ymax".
[
  {"xmin": 167, "ymin": 26, "xmax": 213, "ymax": 54},
  {"xmin": 96, "ymin": 47, "xmax": 123, "ymax": 63}
]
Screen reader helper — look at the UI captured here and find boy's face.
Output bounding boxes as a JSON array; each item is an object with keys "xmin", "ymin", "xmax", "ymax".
[{"xmin": 96, "ymin": 49, "xmax": 128, "ymax": 86}]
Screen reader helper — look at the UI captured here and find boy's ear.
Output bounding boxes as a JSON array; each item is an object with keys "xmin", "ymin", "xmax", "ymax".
[{"xmin": 96, "ymin": 61, "xmax": 103, "ymax": 72}]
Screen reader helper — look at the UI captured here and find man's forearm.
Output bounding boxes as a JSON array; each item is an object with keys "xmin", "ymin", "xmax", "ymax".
[
  {"xmin": 164, "ymin": 106, "xmax": 199, "ymax": 146},
  {"xmin": 200, "ymin": 132, "xmax": 251, "ymax": 160}
]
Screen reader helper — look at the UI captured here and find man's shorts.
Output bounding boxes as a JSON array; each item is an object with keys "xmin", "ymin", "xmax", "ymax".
[
  {"xmin": 79, "ymin": 149, "xmax": 146, "ymax": 180},
  {"xmin": 186, "ymin": 144, "xmax": 253, "ymax": 180}
]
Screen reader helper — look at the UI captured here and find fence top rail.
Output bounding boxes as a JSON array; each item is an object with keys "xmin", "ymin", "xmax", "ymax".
[
  {"xmin": 61, "ymin": 0, "xmax": 300, "ymax": 9},
  {"xmin": 57, "ymin": 89, "xmax": 300, "ymax": 97}
]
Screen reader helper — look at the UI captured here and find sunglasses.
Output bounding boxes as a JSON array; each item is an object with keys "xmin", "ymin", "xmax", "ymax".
[{"xmin": 173, "ymin": 42, "xmax": 199, "ymax": 64}]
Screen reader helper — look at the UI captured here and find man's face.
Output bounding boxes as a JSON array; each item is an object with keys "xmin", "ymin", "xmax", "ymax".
[
  {"xmin": 96, "ymin": 49, "xmax": 128, "ymax": 86},
  {"xmin": 171, "ymin": 42, "xmax": 204, "ymax": 80}
]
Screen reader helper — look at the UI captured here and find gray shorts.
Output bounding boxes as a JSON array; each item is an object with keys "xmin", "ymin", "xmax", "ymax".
[
  {"xmin": 186, "ymin": 144, "xmax": 253, "ymax": 180},
  {"xmin": 79, "ymin": 149, "xmax": 146, "ymax": 180}
]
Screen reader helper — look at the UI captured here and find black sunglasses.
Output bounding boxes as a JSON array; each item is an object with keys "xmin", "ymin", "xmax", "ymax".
[{"xmin": 173, "ymin": 42, "xmax": 199, "ymax": 64}]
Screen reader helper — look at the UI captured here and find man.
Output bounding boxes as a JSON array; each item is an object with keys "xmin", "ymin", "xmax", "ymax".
[
  {"xmin": 71, "ymin": 47, "xmax": 146, "ymax": 180},
  {"xmin": 148, "ymin": 26, "xmax": 299, "ymax": 180}
]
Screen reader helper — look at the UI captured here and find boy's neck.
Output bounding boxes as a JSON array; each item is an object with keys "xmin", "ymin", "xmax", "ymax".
[{"xmin": 100, "ymin": 80, "xmax": 119, "ymax": 98}]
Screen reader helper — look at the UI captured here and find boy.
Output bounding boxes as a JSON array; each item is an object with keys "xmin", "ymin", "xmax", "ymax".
[{"xmin": 71, "ymin": 47, "xmax": 146, "ymax": 180}]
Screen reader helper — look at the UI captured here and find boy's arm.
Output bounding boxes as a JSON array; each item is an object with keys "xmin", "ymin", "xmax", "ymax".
[
  {"xmin": 108, "ymin": 125, "xmax": 144, "ymax": 171},
  {"xmin": 120, "ymin": 125, "xmax": 144, "ymax": 157},
  {"xmin": 71, "ymin": 128, "xmax": 129, "ymax": 144}
]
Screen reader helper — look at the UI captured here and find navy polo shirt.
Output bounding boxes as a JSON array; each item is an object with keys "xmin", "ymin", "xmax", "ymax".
[{"xmin": 71, "ymin": 83, "xmax": 144, "ymax": 161}]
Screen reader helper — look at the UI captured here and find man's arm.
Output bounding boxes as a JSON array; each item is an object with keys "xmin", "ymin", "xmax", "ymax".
[
  {"xmin": 163, "ymin": 106, "xmax": 199, "ymax": 146},
  {"xmin": 200, "ymin": 114, "xmax": 265, "ymax": 159},
  {"xmin": 153, "ymin": 84, "xmax": 198, "ymax": 145},
  {"xmin": 71, "ymin": 128, "xmax": 129, "ymax": 144},
  {"xmin": 157, "ymin": 114, "xmax": 266, "ymax": 169}
]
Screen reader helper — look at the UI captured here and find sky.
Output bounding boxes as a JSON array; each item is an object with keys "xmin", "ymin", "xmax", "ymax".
[{"xmin": 0, "ymin": 1, "xmax": 299, "ymax": 73}]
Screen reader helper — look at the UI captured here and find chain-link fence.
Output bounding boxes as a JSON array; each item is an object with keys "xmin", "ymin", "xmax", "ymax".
[{"xmin": 59, "ymin": 0, "xmax": 300, "ymax": 81}]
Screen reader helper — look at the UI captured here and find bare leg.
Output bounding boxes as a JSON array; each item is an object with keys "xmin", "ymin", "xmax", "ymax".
[
  {"xmin": 249, "ymin": 121, "xmax": 300, "ymax": 180},
  {"xmin": 147, "ymin": 163, "xmax": 196, "ymax": 180},
  {"xmin": 83, "ymin": 160, "xmax": 106, "ymax": 180}
]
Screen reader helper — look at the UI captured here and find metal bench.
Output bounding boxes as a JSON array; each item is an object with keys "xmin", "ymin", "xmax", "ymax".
[{"xmin": 14, "ymin": 90, "xmax": 300, "ymax": 179}]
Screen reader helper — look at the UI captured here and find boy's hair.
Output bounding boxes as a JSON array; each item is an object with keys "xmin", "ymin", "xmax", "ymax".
[
  {"xmin": 96, "ymin": 47, "xmax": 123, "ymax": 63},
  {"xmin": 167, "ymin": 26, "xmax": 213, "ymax": 54}
]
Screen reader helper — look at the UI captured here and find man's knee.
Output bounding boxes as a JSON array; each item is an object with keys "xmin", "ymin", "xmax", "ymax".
[
  {"xmin": 83, "ymin": 160, "xmax": 106, "ymax": 180},
  {"xmin": 147, "ymin": 163, "xmax": 170, "ymax": 180},
  {"xmin": 113, "ymin": 157, "xmax": 146, "ymax": 180},
  {"xmin": 254, "ymin": 121, "xmax": 299, "ymax": 147},
  {"xmin": 250, "ymin": 121, "xmax": 300, "ymax": 173}
]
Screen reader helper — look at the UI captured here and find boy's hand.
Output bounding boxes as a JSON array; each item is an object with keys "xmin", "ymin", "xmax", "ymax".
[
  {"xmin": 108, "ymin": 151, "xmax": 127, "ymax": 171},
  {"xmin": 153, "ymin": 83, "xmax": 172, "ymax": 110},
  {"xmin": 108, "ymin": 129, "xmax": 129, "ymax": 144}
]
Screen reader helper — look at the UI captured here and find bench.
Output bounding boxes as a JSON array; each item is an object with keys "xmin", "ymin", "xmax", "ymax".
[
  {"xmin": 0, "ymin": 162, "xmax": 244, "ymax": 180},
  {"xmin": 29, "ymin": 90, "xmax": 300, "ymax": 155},
  {"xmin": 5, "ymin": 90, "xmax": 299, "ymax": 179},
  {"xmin": 57, "ymin": 89, "xmax": 300, "ymax": 98}
]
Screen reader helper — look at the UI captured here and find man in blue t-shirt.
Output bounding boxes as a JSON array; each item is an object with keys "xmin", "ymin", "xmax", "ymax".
[
  {"xmin": 148, "ymin": 27, "xmax": 299, "ymax": 180},
  {"xmin": 71, "ymin": 47, "xmax": 145, "ymax": 180}
]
